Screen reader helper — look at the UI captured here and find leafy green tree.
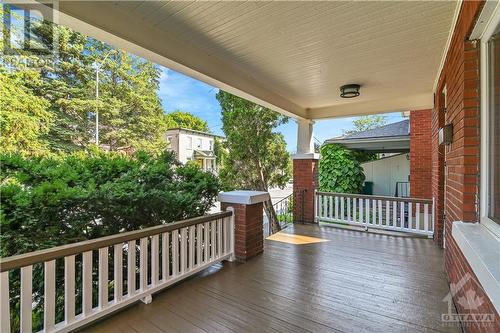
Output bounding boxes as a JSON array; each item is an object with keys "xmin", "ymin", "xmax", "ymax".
[
  {"xmin": 343, "ymin": 115, "xmax": 387, "ymax": 135},
  {"xmin": 319, "ymin": 144, "xmax": 365, "ymax": 193},
  {"xmin": 216, "ymin": 91, "xmax": 291, "ymax": 233},
  {"xmin": 164, "ymin": 110, "xmax": 210, "ymax": 132},
  {"xmin": 0, "ymin": 69, "xmax": 53, "ymax": 155},
  {"xmin": 2, "ymin": 17, "xmax": 168, "ymax": 154}
]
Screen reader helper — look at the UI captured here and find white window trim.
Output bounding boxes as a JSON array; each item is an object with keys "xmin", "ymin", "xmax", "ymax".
[
  {"xmin": 186, "ymin": 136, "xmax": 193, "ymax": 150},
  {"xmin": 451, "ymin": 3, "xmax": 500, "ymax": 314}
]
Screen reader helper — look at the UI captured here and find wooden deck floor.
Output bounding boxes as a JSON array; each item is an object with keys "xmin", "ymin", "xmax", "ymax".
[{"xmin": 83, "ymin": 224, "xmax": 459, "ymax": 333}]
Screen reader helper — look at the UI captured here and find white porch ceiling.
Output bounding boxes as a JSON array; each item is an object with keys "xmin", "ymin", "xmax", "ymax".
[{"xmin": 54, "ymin": 1, "xmax": 458, "ymax": 120}]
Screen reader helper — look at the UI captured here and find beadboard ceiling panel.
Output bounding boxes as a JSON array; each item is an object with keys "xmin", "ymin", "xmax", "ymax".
[{"xmin": 54, "ymin": 1, "xmax": 458, "ymax": 119}]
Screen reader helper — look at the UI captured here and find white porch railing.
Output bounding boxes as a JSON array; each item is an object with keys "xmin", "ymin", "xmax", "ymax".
[
  {"xmin": 315, "ymin": 191, "xmax": 434, "ymax": 237},
  {"xmin": 0, "ymin": 211, "xmax": 234, "ymax": 333}
]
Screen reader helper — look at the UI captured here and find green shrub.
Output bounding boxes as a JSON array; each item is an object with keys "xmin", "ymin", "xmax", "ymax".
[
  {"xmin": 319, "ymin": 144, "xmax": 365, "ymax": 193},
  {"xmin": 0, "ymin": 150, "xmax": 220, "ymax": 257}
]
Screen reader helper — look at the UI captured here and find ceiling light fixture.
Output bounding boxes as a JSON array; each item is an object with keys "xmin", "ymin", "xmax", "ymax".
[{"xmin": 340, "ymin": 84, "xmax": 361, "ymax": 98}]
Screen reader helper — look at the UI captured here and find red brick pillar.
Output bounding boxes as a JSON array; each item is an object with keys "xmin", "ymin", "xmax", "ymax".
[
  {"xmin": 292, "ymin": 154, "xmax": 319, "ymax": 224},
  {"xmin": 219, "ymin": 190, "xmax": 270, "ymax": 261},
  {"xmin": 409, "ymin": 109, "xmax": 432, "ymax": 199}
]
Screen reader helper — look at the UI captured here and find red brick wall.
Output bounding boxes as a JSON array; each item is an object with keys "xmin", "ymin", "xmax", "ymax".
[
  {"xmin": 434, "ymin": 1, "xmax": 482, "ymax": 245},
  {"xmin": 293, "ymin": 158, "xmax": 319, "ymax": 223},
  {"xmin": 221, "ymin": 202, "xmax": 263, "ymax": 261},
  {"xmin": 444, "ymin": 231, "xmax": 500, "ymax": 332},
  {"xmin": 410, "ymin": 109, "xmax": 432, "ymax": 199},
  {"xmin": 433, "ymin": 1, "xmax": 499, "ymax": 331}
]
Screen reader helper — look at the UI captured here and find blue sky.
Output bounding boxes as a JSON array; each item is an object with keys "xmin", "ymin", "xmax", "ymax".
[{"xmin": 159, "ymin": 67, "xmax": 405, "ymax": 152}]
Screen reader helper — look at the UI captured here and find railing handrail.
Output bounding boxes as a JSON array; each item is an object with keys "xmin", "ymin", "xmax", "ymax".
[
  {"xmin": 273, "ymin": 193, "xmax": 293, "ymax": 207},
  {"xmin": 0, "ymin": 211, "xmax": 232, "ymax": 272},
  {"xmin": 315, "ymin": 191, "xmax": 433, "ymax": 204}
]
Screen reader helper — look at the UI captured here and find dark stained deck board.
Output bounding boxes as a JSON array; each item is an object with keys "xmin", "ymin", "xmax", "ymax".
[{"xmin": 82, "ymin": 224, "xmax": 459, "ymax": 333}]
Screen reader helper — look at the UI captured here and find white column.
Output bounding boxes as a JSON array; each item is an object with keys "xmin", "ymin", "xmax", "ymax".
[{"xmin": 294, "ymin": 119, "xmax": 320, "ymax": 159}]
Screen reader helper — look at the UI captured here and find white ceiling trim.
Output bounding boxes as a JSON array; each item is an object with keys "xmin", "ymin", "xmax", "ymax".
[
  {"xmin": 307, "ymin": 93, "xmax": 433, "ymax": 119},
  {"xmin": 433, "ymin": 0, "xmax": 463, "ymax": 92}
]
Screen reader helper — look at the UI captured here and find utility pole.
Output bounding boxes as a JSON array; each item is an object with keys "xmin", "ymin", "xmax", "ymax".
[{"xmin": 94, "ymin": 49, "xmax": 117, "ymax": 146}]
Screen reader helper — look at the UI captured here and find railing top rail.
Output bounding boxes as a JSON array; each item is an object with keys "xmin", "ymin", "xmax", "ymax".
[
  {"xmin": 0, "ymin": 211, "xmax": 232, "ymax": 273},
  {"xmin": 272, "ymin": 193, "xmax": 293, "ymax": 207},
  {"xmin": 315, "ymin": 191, "xmax": 433, "ymax": 204}
]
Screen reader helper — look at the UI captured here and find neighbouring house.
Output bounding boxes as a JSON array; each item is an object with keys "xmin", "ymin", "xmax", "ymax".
[
  {"xmin": 164, "ymin": 128, "xmax": 223, "ymax": 173},
  {"xmin": 325, "ymin": 114, "xmax": 431, "ymax": 198}
]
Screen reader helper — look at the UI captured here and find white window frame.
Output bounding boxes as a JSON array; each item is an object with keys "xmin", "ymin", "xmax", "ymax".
[
  {"xmin": 186, "ymin": 136, "xmax": 193, "ymax": 150},
  {"xmin": 451, "ymin": 3, "xmax": 500, "ymax": 314},
  {"xmin": 196, "ymin": 138, "xmax": 202, "ymax": 149},
  {"xmin": 478, "ymin": 3, "xmax": 500, "ymax": 236}
]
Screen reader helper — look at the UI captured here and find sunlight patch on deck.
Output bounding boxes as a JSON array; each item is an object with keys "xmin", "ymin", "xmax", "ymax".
[{"xmin": 266, "ymin": 232, "xmax": 330, "ymax": 245}]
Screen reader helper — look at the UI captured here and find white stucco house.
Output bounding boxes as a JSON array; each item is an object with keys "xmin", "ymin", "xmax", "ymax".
[{"xmin": 165, "ymin": 128, "xmax": 223, "ymax": 173}]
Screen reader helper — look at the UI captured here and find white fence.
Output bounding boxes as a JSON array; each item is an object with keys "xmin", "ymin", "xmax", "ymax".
[
  {"xmin": 0, "ymin": 211, "xmax": 234, "ymax": 333},
  {"xmin": 315, "ymin": 191, "xmax": 434, "ymax": 237}
]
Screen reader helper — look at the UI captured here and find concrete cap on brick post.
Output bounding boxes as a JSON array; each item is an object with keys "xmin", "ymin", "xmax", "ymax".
[{"xmin": 218, "ymin": 190, "xmax": 270, "ymax": 262}]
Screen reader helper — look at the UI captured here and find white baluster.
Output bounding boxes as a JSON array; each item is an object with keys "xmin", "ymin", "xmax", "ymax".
[
  {"xmin": 217, "ymin": 219, "xmax": 223, "ymax": 258},
  {"xmin": 408, "ymin": 202, "xmax": 413, "ymax": 230},
  {"xmin": 162, "ymin": 233, "xmax": 169, "ymax": 281},
  {"xmin": 385, "ymin": 201, "xmax": 390, "ymax": 227},
  {"xmin": 172, "ymin": 230, "xmax": 179, "ymax": 277},
  {"xmin": 98, "ymin": 247, "xmax": 108, "ymax": 309},
  {"xmin": 340, "ymin": 197, "xmax": 344, "ymax": 222},
  {"xmin": 44, "ymin": 260, "xmax": 56, "ymax": 331},
  {"xmin": 347, "ymin": 197, "xmax": 351, "ymax": 223},
  {"xmin": 189, "ymin": 226, "xmax": 195, "ymax": 269},
  {"xmin": 64, "ymin": 255, "xmax": 75, "ymax": 324},
  {"xmin": 127, "ymin": 240, "xmax": 136, "ymax": 296},
  {"xmin": 114, "ymin": 244, "xmax": 123, "ymax": 302},
  {"xmin": 82, "ymin": 251, "xmax": 93, "ymax": 316},
  {"xmin": 151, "ymin": 235, "xmax": 159, "ymax": 286},
  {"xmin": 180, "ymin": 228, "xmax": 187, "ymax": 274},
  {"xmin": 400, "ymin": 201, "xmax": 405, "ymax": 230},
  {"xmin": 334, "ymin": 196, "xmax": 339, "ymax": 221},
  {"xmin": 203, "ymin": 222, "xmax": 209, "ymax": 263},
  {"xmin": 197, "ymin": 224, "xmax": 203, "ymax": 264},
  {"xmin": 416, "ymin": 203, "xmax": 421, "ymax": 232},
  {"xmin": 20, "ymin": 265, "xmax": 32, "ymax": 332},
  {"xmin": 378, "ymin": 200, "xmax": 382, "ymax": 226},
  {"xmin": 424, "ymin": 204, "xmax": 429, "ymax": 233},
  {"xmin": 139, "ymin": 238, "xmax": 148, "ymax": 291},
  {"xmin": 0, "ymin": 271, "xmax": 10, "ymax": 333},
  {"xmin": 210, "ymin": 221, "xmax": 216, "ymax": 261},
  {"xmin": 393, "ymin": 201, "xmax": 397, "ymax": 227}
]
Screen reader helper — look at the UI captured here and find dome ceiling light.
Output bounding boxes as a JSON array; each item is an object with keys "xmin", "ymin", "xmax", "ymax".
[{"xmin": 340, "ymin": 84, "xmax": 361, "ymax": 98}]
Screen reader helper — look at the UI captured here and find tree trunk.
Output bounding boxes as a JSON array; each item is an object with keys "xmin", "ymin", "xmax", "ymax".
[{"xmin": 264, "ymin": 199, "xmax": 281, "ymax": 235}]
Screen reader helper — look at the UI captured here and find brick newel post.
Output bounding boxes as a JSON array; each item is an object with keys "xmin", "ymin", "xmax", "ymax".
[
  {"xmin": 292, "ymin": 154, "xmax": 320, "ymax": 224},
  {"xmin": 218, "ymin": 190, "xmax": 270, "ymax": 262}
]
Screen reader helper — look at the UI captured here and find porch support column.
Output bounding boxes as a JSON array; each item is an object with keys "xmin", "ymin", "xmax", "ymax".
[
  {"xmin": 292, "ymin": 119, "xmax": 320, "ymax": 224},
  {"xmin": 219, "ymin": 190, "xmax": 270, "ymax": 261}
]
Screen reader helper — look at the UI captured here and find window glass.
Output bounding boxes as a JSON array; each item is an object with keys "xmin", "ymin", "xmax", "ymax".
[
  {"xmin": 488, "ymin": 28, "xmax": 500, "ymax": 224},
  {"xmin": 187, "ymin": 136, "xmax": 192, "ymax": 149},
  {"xmin": 197, "ymin": 138, "xmax": 202, "ymax": 148}
]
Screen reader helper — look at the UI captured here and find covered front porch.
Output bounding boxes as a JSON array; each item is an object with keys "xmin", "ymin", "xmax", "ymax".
[{"xmin": 84, "ymin": 224, "xmax": 456, "ymax": 333}]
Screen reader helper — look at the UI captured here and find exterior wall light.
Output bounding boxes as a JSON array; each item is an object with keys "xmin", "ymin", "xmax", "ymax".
[{"xmin": 340, "ymin": 84, "xmax": 361, "ymax": 98}]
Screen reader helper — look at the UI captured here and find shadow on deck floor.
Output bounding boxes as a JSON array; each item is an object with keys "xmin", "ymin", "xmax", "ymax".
[{"xmin": 83, "ymin": 224, "xmax": 459, "ymax": 333}]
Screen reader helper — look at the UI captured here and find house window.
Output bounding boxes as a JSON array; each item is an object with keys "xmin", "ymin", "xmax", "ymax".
[
  {"xmin": 196, "ymin": 138, "xmax": 202, "ymax": 149},
  {"xmin": 487, "ymin": 28, "xmax": 500, "ymax": 224},
  {"xmin": 187, "ymin": 136, "xmax": 192, "ymax": 149},
  {"xmin": 209, "ymin": 140, "xmax": 213, "ymax": 150}
]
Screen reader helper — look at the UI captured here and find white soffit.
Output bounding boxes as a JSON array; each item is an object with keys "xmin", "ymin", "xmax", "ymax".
[{"xmin": 54, "ymin": 1, "xmax": 458, "ymax": 119}]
